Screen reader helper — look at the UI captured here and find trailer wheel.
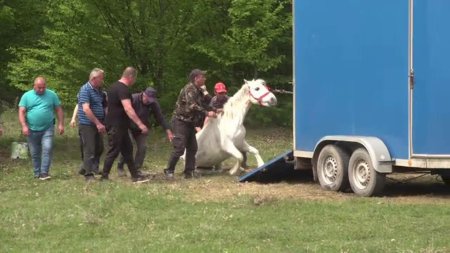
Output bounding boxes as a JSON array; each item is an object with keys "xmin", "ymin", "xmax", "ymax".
[
  {"xmin": 316, "ymin": 145, "xmax": 349, "ymax": 191},
  {"xmin": 348, "ymin": 148, "xmax": 386, "ymax": 197},
  {"xmin": 439, "ymin": 174, "xmax": 450, "ymax": 186}
]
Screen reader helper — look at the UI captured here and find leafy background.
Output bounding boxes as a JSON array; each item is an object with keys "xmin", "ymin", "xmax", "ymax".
[{"xmin": 0, "ymin": 0, "xmax": 293, "ymax": 126}]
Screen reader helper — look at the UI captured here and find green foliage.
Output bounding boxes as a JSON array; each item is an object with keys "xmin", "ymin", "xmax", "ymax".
[
  {"xmin": 4, "ymin": 0, "xmax": 293, "ymax": 125},
  {"xmin": 246, "ymin": 93, "xmax": 292, "ymax": 128},
  {"xmin": 0, "ymin": 0, "xmax": 50, "ymax": 103},
  {"xmin": 192, "ymin": 0, "xmax": 292, "ymax": 78}
]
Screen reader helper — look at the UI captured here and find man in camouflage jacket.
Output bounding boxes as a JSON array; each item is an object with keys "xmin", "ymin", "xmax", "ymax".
[{"xmin": 163, "ymin": 69, "xmax": 217, "ymax": 179}]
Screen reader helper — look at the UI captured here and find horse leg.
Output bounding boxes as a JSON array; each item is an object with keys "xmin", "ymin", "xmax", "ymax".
[
  {"xmin": 222, "ymin": 141, "xmax": 244, "ymax": 175},
  {"xmin": 242, "ymin": 140, "xmax": 264, "ymax": 167}
]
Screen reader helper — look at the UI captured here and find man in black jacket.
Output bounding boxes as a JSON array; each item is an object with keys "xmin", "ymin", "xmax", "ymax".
[{"xmin": 117, "ymin": 87, "xmax": 173, "ymax": 176}]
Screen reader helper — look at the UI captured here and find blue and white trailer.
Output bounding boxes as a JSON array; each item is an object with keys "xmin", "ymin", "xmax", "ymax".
[{"xmin": 293, "ymin": 0, "xmax": 450, "ymax": 196}]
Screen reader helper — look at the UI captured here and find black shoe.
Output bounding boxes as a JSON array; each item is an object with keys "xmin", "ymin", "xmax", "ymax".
[
  {"xmin": 100, "ymin": 175, "xmax": 109, "ymax": 181},
  {"xmin": 163, "ymin": 169, "xmax": 174, "ymax": 180},
  {"xmin": 39, "ymin": 173, "xmax": 51, "ymax": 181},
  {"xmin": 85, "ymin": 175, "xmax": 96, "ymax": 182},
  {"xmin": 132, "ymin": 176, "xmax": 150, "ymax": 184},
  {"xmin": 78, "ymin": 168, "xmax": 86, "ymax": 175},
  {"xmin": 184, "ymin": 171, "xmax": 200, "ymax": 179}
]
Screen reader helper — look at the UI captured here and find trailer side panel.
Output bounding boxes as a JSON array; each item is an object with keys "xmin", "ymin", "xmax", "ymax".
[{"xmin": 294, "ymin": 0, "xmax": 409, "ymax": 159}]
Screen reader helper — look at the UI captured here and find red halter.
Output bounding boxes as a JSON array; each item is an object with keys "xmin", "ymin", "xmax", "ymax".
[{"xmin": 249, "ymin": 85, "xmax": 271, "ymax": 106}]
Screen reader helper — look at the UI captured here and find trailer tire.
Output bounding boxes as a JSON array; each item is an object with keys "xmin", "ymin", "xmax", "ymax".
[
  {"xmin": 316, "ymin": 145, "xmax": 349, "ymax": 191},
  {"xmin": 439, "ymin": 174, "xmax": 450, "ymax": 186},
  {"xmin": 348, "ymin": 148, "xmax": 386, "ymax": 196}
]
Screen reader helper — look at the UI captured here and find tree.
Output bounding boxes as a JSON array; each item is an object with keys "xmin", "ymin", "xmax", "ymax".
[
  {"xmin": 191, "ymin": 0, "xmax": 292, "ymax": 82},
  {"xmin": 0, "ymin": 0, "xmax": 50, "ymax": 104}
]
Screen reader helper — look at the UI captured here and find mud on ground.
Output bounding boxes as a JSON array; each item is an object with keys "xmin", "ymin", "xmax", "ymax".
[{"xmin": 170, "ymin": 170, "xmax": 450, "ymax": 205}]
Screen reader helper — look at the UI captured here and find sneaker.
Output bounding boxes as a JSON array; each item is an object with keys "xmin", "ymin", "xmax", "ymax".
[
  {"xmin": 132, "ymin": 176, "xmax": 150, "ymax": 184},
  {"xmin": 100, "ymin": 175, "xmax": 109, "ymax": 181},
  {"xmin": 39, "ymin": 173, "xmax": 51, "ymax": 181},
  {"xmin": 34, "ymin": 175, "xmax": 40, "ymax": 179},
  {"xmin": 137, "ymin": 170, "xmax": 151, "ymax": 177},
  {"xmin": 164, "ymin": 169, "xmax": 174, "ymax": 180}
]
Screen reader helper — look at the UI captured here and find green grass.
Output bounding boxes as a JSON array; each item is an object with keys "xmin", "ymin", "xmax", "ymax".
[{"xmin": 1, "ymin": 109, "xmax": 450, "ymax": 252}]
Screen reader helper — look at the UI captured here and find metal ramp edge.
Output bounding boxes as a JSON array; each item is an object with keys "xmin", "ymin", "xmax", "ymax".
[{"xmin": 239, "ymin": 150, "xmax": 294, "ymax": 182}]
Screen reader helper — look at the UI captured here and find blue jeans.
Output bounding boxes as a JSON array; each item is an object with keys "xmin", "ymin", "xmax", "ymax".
[{"xmin": 27, "ymin": 125, "xmax": 55, "ymax": 177}]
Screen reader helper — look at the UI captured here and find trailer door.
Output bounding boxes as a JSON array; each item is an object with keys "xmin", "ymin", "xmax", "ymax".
[{"xmin": 412, "ymin": 0, "xmax": 450, "ymax": 155}]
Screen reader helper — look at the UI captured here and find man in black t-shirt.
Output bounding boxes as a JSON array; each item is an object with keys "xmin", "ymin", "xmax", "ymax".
[{"xmin": 101, "ymin": 67, "xmax": 149, "ymax": 183}]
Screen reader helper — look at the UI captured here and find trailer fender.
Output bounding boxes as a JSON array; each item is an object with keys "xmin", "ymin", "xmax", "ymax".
[{"xmin": 313, "ymin": 136, "xmax": 393, "ymax": 173}]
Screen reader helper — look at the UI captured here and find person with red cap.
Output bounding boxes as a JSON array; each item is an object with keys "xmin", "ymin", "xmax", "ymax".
[
  {"xmin": 197, "ymin": 82, "xmax": 229, "ymax": 129},
  {"xmin": 210, "ymin": 82, "xmax": 229, "ymax": 110}
]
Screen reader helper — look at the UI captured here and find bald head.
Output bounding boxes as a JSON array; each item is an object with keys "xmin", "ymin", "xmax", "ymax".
[
  {"xmin": 119, "ymin": 67, "xmax": 138, "ymax": 86},
  {"xmin": 34, "ymin": 76, "xmax": 47, "ymax": 95},
  {"xmin": 122, "ymin": 67, "xmax": 137, "ymax": 78}
]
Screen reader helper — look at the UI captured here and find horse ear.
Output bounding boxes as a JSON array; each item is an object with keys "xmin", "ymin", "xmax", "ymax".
[{"xmin": 244, "ymin": 79, "xmax": 248, "ymax": 84}]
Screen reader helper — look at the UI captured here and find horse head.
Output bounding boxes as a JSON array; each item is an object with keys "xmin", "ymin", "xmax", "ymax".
[{"xmin": 245, "ymin": 79, "xmax": 277, "ymax": 107}]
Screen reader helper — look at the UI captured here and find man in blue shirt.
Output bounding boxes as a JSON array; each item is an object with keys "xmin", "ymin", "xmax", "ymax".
[
  {"xmin": 18, "ymin": 76, "xmax": 64, "ymax": 180},
  {"xmin": 77, "ymin": 68, "xmax": 106, "ymax": 181}
]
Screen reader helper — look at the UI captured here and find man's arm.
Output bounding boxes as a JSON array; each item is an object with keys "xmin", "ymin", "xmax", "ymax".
[
  {"xmin": 121, "ymin": 99, "xmax": 148, "ymax": 134},
  {"xmin": 18, "ymin": 107, "xmax": 29, "ymax": 136},
  {"xmin": 55, "ymin": 106, "xmax": 64, "ymax": 135},
  {"xmin": 82, "ymin": 103, "xmax": 105, "ymax": 133},
  {"xmin": 70, "ymin": 104, "xmax": 78, "ymax": 128},
  {"xmin": 150, "ymin": 102, "xmax": 173, "ymax": 141},
  {"xmin": 185, "ymin": 88, "xmax": 216, "ymax": 117},
  {"xmin": 150, "ymin": 102, "xmax": 170, "ymax": 130}
]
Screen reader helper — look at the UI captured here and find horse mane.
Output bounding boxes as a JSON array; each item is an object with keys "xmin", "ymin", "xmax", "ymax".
[{"xmin": 221, "ymin": 82, "xmax": 252, "ymax": 124}]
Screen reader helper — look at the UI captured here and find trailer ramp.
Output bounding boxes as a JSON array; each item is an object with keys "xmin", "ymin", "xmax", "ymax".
[{"xmin": 239, "ymin": 150, "xmax": 295, "ymax": 183}]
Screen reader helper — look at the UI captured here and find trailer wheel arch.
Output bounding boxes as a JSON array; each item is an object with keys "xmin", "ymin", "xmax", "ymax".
[{"xmin": 312, "ymin": 136, "xmax": 393, "ymax": 174}]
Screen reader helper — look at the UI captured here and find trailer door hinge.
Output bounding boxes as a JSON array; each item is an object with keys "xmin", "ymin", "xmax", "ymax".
[{"xmin": 409, "ymin": 70, "xmax": 415, "ymax": 90}]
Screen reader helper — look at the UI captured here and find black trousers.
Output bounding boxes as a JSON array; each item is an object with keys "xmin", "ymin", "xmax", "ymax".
[
  {"xmin": 79, "ymin": 124, "xmax": 103, "ymax": 176},
  {"xmin": 102, "ymin": 125, "xmax": 139, "ymax": 178},
  {"xmin": 118, "ymin": 130, "xmax": 148, "ymax": 170},
  {"xmin": 166, "ymin": 118, "xmax": 197, "ymax": 174}
]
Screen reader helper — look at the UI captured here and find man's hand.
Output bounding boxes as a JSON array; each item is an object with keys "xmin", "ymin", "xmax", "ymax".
[
  {"xmin": 70, "ymin": 119, "xmax": 76, "ymax": 128},
  {"xmin": 139, "ymin": 124, "xmax": 148, "ymax": 134},
  {"xmin": 96, "ymin": 122, "xmax": 106, "ymax": 134},
  {"xmin": 22, "ymin": 125, "xmax": 30, "ymax": 136},
  {"xmin": 200, "ymin": 85, "xmax": 209, "ymax": 95},
  {"xmin": 58, "ymin": 123, "xmax": 64, "ymax": 135},
  {"xmin": 207, "ymin": 111, "xmax": 217, "ymax": 118},
  {"xmin": 166, "ymin": 129, "xmax": 174, "ymax": 142}
]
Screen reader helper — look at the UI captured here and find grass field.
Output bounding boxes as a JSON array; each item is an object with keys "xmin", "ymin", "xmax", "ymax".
[{"xmin": 1, "ymin": 109, "xmax": 450, "ymax": 252}]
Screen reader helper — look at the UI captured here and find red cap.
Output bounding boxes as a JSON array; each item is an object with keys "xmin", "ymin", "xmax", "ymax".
[{"xmin": 214, "ymin": 82, "xmax": 227, "ymax": 93}]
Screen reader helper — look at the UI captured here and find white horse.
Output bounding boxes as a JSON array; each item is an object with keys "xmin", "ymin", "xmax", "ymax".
[{"xmin": 195, "ymin": 79, "xmax": 277, "ymax": 175}]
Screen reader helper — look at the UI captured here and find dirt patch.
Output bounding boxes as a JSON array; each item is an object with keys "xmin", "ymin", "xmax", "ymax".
[{"xmin": 175, "ymin": 172, "xmax": 450, "ymax": 205}]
